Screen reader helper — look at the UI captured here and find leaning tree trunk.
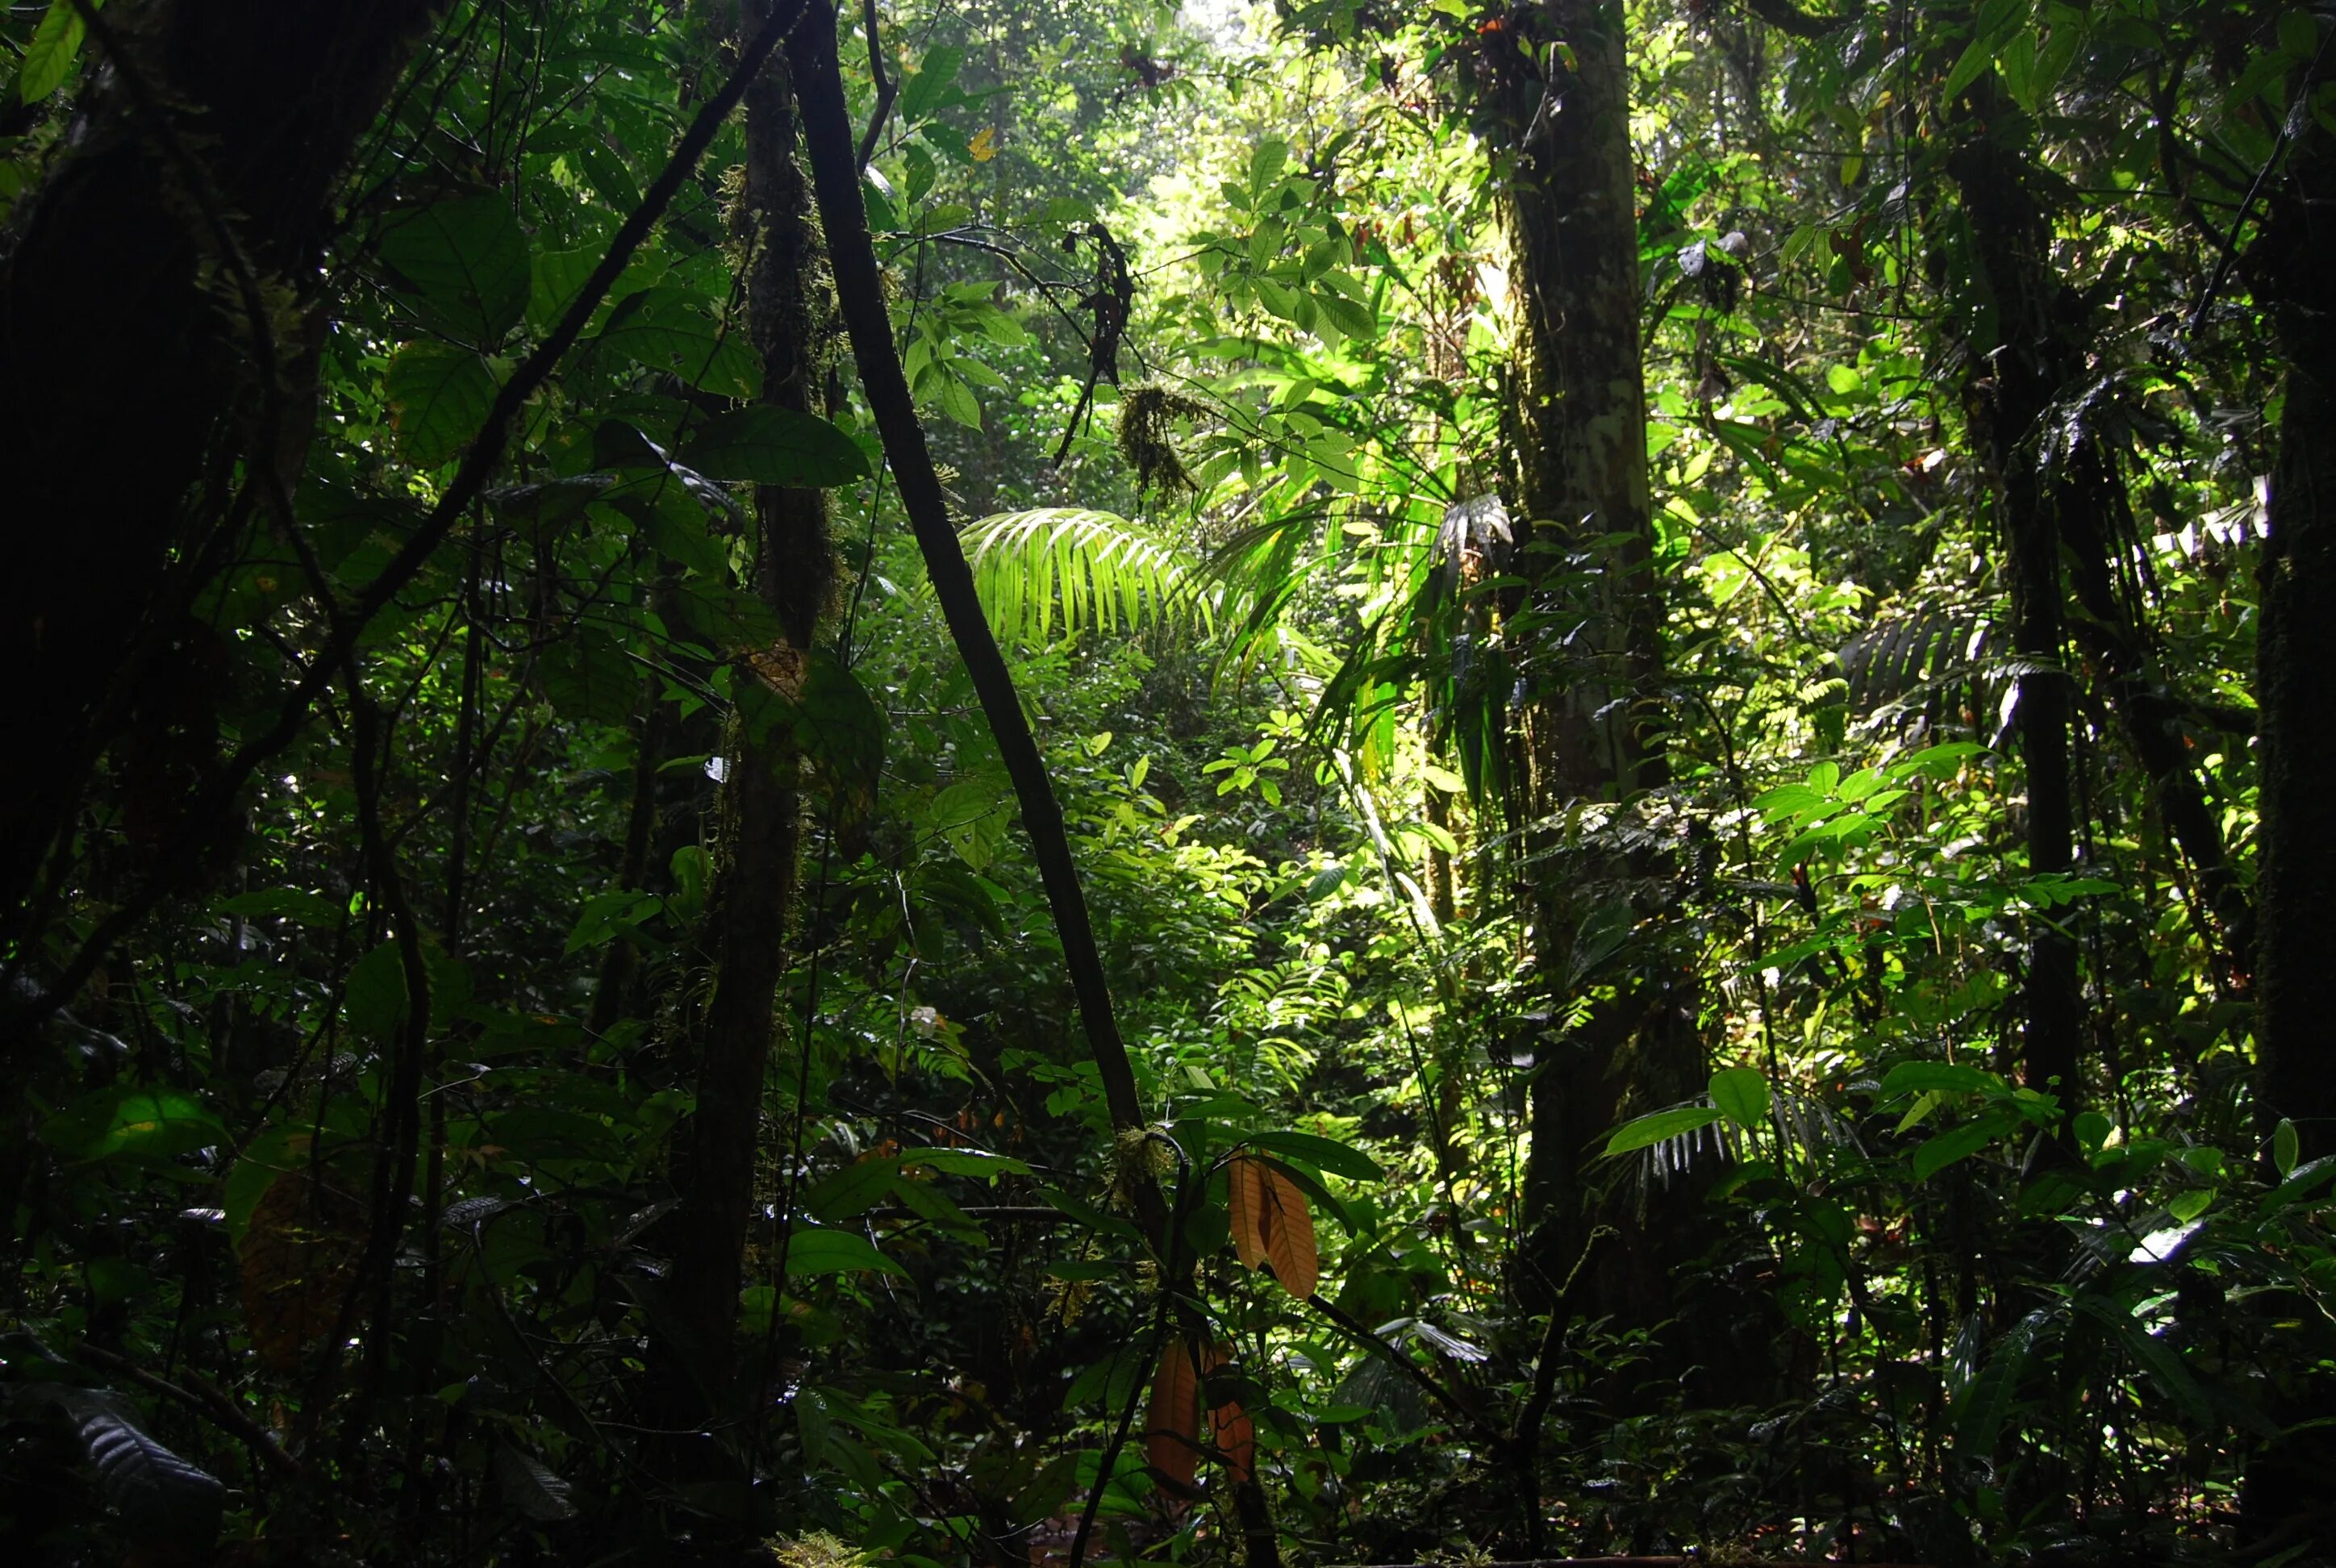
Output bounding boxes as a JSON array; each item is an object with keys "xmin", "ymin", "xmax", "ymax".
[
  {"xmin": 1942, "ymin": 86, "xmax": 2086, "ymax": 1110},
  {"xmin": 658, "ymin": 0, "xmax": 837, "ymax": 1429},
  {"xmin": 0, "ymin": 0, "xmax": 446, "ymax": 928},
  {"xmin": 1473, "ymin": 2, "xmax": 1700, "ymax": 1343},
  {"xmin": 2253, "ymin": 52, "xmax": 2336, "ymax": 1169}
]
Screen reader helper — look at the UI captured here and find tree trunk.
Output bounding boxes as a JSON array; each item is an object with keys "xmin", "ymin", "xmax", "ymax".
[
  {"xmin": 1943, "ymin": 96, "xmax": 2084, "ymax": 1108},
  {"xmin": 2253, "ymin": 70, "xmax": 2336, "ymax": 1167},
  {"xmin": 659, "ymin": 2, "xmax": 836, "ymax": 1417},
  {"xmin": 1474, "ymin": 2, "xmax": 1699, "ymax": 1337},
  {"xmin": 0, "ymin": 0, "xmax": 446, "ymax": 923}
]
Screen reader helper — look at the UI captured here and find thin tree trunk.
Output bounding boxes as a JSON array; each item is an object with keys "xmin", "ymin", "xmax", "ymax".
[
  {"xmin": 1944, "ymin": 91, "xmax": 2084, "ymax": 1108},
  {"xmin": 660, "ymin": 1, "xmax": 836, "ymax": 1412},
  {"xmin": 789, "ymin": 4, "xmax": 1165, "ymax": 1238}
]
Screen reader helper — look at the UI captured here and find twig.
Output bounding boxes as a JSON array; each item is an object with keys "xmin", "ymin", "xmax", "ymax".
[
  {"xmin": 72, "ymin": 1343, "xmax": 305, "ymax": 1481},
  {"xmin": 1302, "ymin": 1294, "xmax": 1483, "ymax": 1425}
]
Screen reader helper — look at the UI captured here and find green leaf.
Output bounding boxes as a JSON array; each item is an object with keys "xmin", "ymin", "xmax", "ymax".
[
  {"xmin": 1912, "ymin": 1111, "xmax": 2015, "ymax": 1180},
  {"xmin": 678, "ymin": 407, "xmax": 871, "ymax": 486},
  {"xmin": 385, "ymin": 342, "xmax": 498, "ymax": 465},
  {"xmin": 219, "ymin": 889, "xmax": 344, "ymax": 927},
  {"xmin": 803, "ymin": 1158, "xmax": 903, "ymax": 1224},
  {"xmin": 962, "ymin": 508, "xmax": 1203, "ymax": 644},
  {"xmin": 536, "ymin": 629, "xmax": 637, "ymax": 724},
  {"xmin": 2071, "ymin": 1295, "xmax": 2211, "ymax": 1425},
  {"xmin": 494, "ymin": 1444, "xmax": 578, "ymax": 1523},
  {"xmin": 2274, "ymin": 1118, "xmax": 2300, "ymax": 1178},
  {"xmin": 375, "ymin": 194, "xmax": 531, "ymax": 342},
  {"xmin": 2166, "ymin": 1189, "xmax": 2214, "ymax": 1223},
  {"xmin": 528, "ymin": 248, "xmax": 602, "ymax": 334},
  {"xmin": 1879, "ymin": 1060, "xmax": 1996, "ymax": 1099},
  {"xmin": 344, "ymin": 940, "xmax": 411, "ymax": 1042},
  {"xmin": 929, "ymin": 778, "xmax": 1007, "ymax": 869},
  {"xmin": 1249, "ymin": 138, "xmax": 1288, "ymax": 199},
  {"xmin": 899, "ymin": 46, "xmax": 965, "ymax": 124},
  {"xmin": 936, "ymin": 373, "xmax": 982, "ymax": 428},
  {"xmin": 1708, "ymin": 1066, "xmax": 1771, "ymax": 1132},
  {"xmin": 53, "ymin": 1389, "xmax": 226, "ymax": 1545},
  {"xmin": 597, "ymin": 288, "xmax": 760, "ymax": 398},
  {"xmin": 1941, "ymin": 35, "xmax": 1994, "ymax": 102},
  {"xmin": 1954, "ymin": 1308, "xmax": 2050, "ymax": 1457},
  {"xmin": 41, "ymin": 1086, "xmax": 224, "ymax": 1164},
  {"xmin": 783, "ymin": 1228, "xmax": 909, "ymax": 1279},
  {"xmin": 1605, "ymin": 1105, "xmax": 1725, "ymax": 1157},
  {"xmin": 1245, "ymin": 1129, "xmax": 1382, "ymax": 1182},
  {"xmin": 2280, "ymin": 8, "xmax": 2319, "ymax": 60},
  {"xmin": 905, "ymin": 1148, "xmax": 1032, "ymax": 1178},
  {"xmin": 19, "ymin": 0, "xmax": 87, "ymax": 103},
  {"xmin": 793, "ymin": 650, "xmax": 886, "ymax": 829}
]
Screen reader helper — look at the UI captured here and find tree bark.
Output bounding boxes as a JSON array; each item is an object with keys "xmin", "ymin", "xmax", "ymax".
[
  {"xmin": 2253, "ymin": 69, "xmax": 2336, "ymax": 1166},
  {"xmin": 1943, "ymin": 96, "xmax": 2085, "ymax": 1109},
  {"xmin": 0, "ymin": 0, "xmax": 447, "ymax": 921},
  {"xmin": 1472, "ymin": 2, "xmax": 1700, "ymax": 1337},
  {"xmin": 660, "ymin": 0, "xmax": 836, "ymax": 1412}
]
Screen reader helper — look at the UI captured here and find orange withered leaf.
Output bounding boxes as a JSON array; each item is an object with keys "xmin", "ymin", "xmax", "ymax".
[
  {"xmin": 1226, "ymin": 1154, "xmax": 1270, "ymax": 1270},
  {"xmin": 1142, "ymin": 1336, "xmax": 1201, "ymax": 1495},
  {"xmin": 1258, "ymin": 1161, "xmax": 1319, "ymax": 1299},
  {"xmin": 1203, "ymin": 1341, "xmax": 1255, "ymax": 1484}
]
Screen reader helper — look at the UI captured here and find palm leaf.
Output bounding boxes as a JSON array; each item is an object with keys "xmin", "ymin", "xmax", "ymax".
[{"xmin": 960, "ymin": 507, "xmax": 1211, "ymax": 645}]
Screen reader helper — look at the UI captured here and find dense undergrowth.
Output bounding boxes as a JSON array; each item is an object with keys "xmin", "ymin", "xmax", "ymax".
[{"xmin": 2, "ymin": 1, "xmax": 2332, "ymax": 1565}]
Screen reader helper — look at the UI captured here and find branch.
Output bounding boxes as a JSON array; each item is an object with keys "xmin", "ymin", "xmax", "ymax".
[
  {"xmin": 4, "ymin": 0, "xmax": 814, "ymax": 1044},
  {"xmin": 789, "ymin": 8, "xmax": 1159, "ymax": 1186},
  {"xmin": 1302, "ymin": 1294, "xmax": 1485, "ymax": 1427},
  {"xmin": 72, "ymin": 1343, "xmax": 306, "ymax": 1481},
  {"xmin": 854, "ymin": 0, "xmax": 899, "ymax": 169}
]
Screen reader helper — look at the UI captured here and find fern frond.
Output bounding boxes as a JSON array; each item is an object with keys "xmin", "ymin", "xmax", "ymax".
[{"xmin": 960, "ymin": 508, "xmax": 1211, "ymax": 645}]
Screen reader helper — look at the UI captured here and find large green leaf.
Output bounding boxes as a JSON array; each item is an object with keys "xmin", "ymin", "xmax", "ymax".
[
  {"xmin": 1605, "ymin": 1105, "xmax": 1725, "ymax": 1157},
  {"xmin": 596, "ymin": 287, "xmax": 759, "ymax": 398},
  {"xmin": 928, "ymin": 777, "xmax": 1007, "ymax": 870},
  {"xmin": 962, "ymin": 508, "xmax": 1208, "ymax": 645},
  {"xmin": 40, "ymin": 1086, "xmax": 223, "ymax": 1164},
  {"xmin": 54, "ymin": 1390, "xmax": 226, "ymax": 1545},
  {"xmin": 1954, "ymin": 1308, "xmax": 2051, "ymax": 1458},
  {"xmin": 678, "ymin": 406, "xmax": 871, "ymax": 487},
  {"xmin": 19, "ymin": 0, "xmax": 87, "ymax": 102},
  {"xmin": 1879, "ymin": 1060, "xmax": 1996, "ymax": 1099},
  {"xmin": 898, "ymin": 45, "xmax": 965, "ymax": 124},
  {"xmin": 376, "ymin": 194, "xmax": 531, "ymax": 343},
  {"xmin": 1245, "ymin": 1128, "xmax": 1383, "ymax": 1182},
  {"xmin": 783, "ymin": 1228, "xmax": 908, "ymax": 1279},
  {"xmin": 536, "ymin": 628, "xmax": 638, "ymax": 725},
  {"xmin": 1912, "ymin": 1111, "xmax": 2017, "ymax": 1180},
  {"xmin": 1708, "ymin": 1066, "xmax": 1771, "ymax": 1132},
  {"xmin": 385, "ymin": 341, "xmax": 498, "ymax": 465}
]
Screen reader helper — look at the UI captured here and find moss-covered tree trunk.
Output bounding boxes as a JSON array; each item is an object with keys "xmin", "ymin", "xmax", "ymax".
[
  {"xmin": 1475, "ymin": 1, "xmax": 1700, "ymax": 1338},
  {"xmin": 659, "ymin": 0, "xmax": 837, "ymax": 1432}
]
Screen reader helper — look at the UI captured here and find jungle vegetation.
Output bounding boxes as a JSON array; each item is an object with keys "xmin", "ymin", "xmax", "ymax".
[{"xmin": 1, "ymin": 0, "xmax": 2332, "ymax": 1564}]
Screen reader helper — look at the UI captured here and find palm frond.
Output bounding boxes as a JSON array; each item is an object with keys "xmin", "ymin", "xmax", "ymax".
[{"xmin": 959, "ymin": 507, "xmax": 1212, "ymax": 646}]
